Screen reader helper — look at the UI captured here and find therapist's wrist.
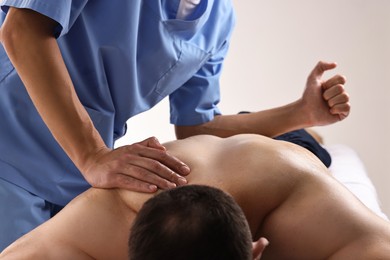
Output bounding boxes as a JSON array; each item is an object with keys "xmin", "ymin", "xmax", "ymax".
[
  {"xmin": 61, "ymin": 123, "xmax": 110, "ymax": 176},
  {"xmin": 78, "ymin": 145, "xmax": 111, "ymax": 177}
]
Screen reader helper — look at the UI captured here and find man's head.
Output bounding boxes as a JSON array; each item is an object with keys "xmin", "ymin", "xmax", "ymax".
[{"xmin": 128, "ymin": 185, "xmax": 253, "ymax": 260}]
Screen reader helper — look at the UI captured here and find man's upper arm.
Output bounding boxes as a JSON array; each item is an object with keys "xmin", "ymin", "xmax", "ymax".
[{"xmin": 175, "ymin": 124, "xmax": 206, "ymax": 139}]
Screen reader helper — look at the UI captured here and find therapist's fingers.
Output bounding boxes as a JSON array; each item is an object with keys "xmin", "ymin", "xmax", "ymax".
[
  {"xmin": 109, "ymin": 173, "xmax": 160, "ymax": 193},
  {"xmin": 82, "ymin": 137, "xmax": 190, "ymax": 192},
  {"xmin": 135, "ymin": 137, "xmax": 191, "ymax": 176},
  {"xmin": 119, "ymin": 150, "xmax": 188, "ymax": 188},
  {"xmin": 108, "ymin": 164, "xmax": 185, "ymax": 192},
  {"xmin": 142, "ymin": 136, "xmax": 167, "ymax": 151}
]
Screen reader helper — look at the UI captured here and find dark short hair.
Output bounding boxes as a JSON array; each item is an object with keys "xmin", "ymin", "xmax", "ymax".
[{"xmin": 128, "ymin": 185, "xmax": 252, "ymax": 260}]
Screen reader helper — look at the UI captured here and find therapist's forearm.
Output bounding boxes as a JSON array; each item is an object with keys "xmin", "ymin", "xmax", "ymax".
[
  {"xmin": 2, "ymin": 8, "xmax": 106, "ymax": 171},
  {"xmin": 175, "ymin": 99, "xmax": 309, "ymax": 139}
]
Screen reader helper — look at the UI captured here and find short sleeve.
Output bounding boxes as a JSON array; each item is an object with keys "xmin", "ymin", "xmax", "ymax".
[
  {"xmin": 169, "ymin": 0, "xmax": 235, "ymax": 126},
  {"xmin": 1, "ymin": 0, "xmax": 88, "ymax": 37},
  {"xmin": 169, "ymin": 40, "xmax": 230, "ymax": 125}
]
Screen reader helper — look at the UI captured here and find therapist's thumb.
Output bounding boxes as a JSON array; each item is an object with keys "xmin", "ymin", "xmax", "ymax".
[{"xmin": 140, "ymin": 136, "xmax": 166, "ymax": 151}]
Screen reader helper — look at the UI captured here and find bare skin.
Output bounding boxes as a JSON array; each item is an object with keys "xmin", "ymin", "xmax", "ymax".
[{"xmin": 2, "ymin": 134, "xmax": 388, "ymax": 260}]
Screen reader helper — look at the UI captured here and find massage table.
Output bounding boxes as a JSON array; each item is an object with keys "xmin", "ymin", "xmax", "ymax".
[{"xmin": 326, "ymin": 144, "xmax": 388, "ymax": 221}]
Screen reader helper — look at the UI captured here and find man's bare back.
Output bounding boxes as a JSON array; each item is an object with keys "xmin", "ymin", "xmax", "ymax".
[{"xmin": 1, "ymin": 134, "xmax": 390, "ymax": 259}]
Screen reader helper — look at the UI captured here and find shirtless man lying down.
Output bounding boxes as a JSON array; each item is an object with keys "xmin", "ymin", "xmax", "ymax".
[{"xmin": 1, "ymin": 134, "xmax": 390, "ymax": 259}]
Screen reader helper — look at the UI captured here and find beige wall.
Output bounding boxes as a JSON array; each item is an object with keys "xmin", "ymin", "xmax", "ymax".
[{"xmin": 117, "ymin": 0, "xmax": 390, "ymax": 216}]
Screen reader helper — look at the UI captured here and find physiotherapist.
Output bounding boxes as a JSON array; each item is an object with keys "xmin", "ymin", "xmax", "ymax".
[{"xmin": 0, "ymin": 0, "xmax": 350, "ymax": 250}]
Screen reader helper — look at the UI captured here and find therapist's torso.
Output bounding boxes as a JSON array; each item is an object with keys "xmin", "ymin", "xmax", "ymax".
[{"xmin": 0, "ymin": 0, "xmax": 235, "ymax": 205}]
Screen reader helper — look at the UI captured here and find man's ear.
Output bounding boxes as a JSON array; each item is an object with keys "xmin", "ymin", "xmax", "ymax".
[{"xmin": 252, "ymin": 237, "xmax": 269, "ymax": 260}]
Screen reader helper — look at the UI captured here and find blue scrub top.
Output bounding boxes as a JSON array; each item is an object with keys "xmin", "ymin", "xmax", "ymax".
[{"xmin": 0, "ymin": 0, "xmax": 235, "ymax": 205}]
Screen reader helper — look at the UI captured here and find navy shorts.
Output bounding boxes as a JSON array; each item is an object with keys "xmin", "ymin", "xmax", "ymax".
[
  {"xmin": 274, "ymin": 129, "xmax": 332, "ymax": 167},
  {"xmin": 238, "ymin": 111, "xmax": 331, "ymax": 167}
]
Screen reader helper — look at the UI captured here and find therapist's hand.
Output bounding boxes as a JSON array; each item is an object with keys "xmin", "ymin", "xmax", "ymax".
[
  {"xmin": 81, "ymin": 137, "xmax": 190, "ymax": 192},
  {"xmin": 301, "ymin": 61, "xmax": 350, "ymax": 127}
]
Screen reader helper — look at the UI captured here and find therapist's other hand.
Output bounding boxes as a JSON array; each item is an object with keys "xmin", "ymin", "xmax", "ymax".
[
  {"xmin": 81, "ymin": 137, "xmax": 190, "ymax": 193},
  {"xmin": 301, "ymin": 61, "xmax": 350, "ymax": 126}
]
